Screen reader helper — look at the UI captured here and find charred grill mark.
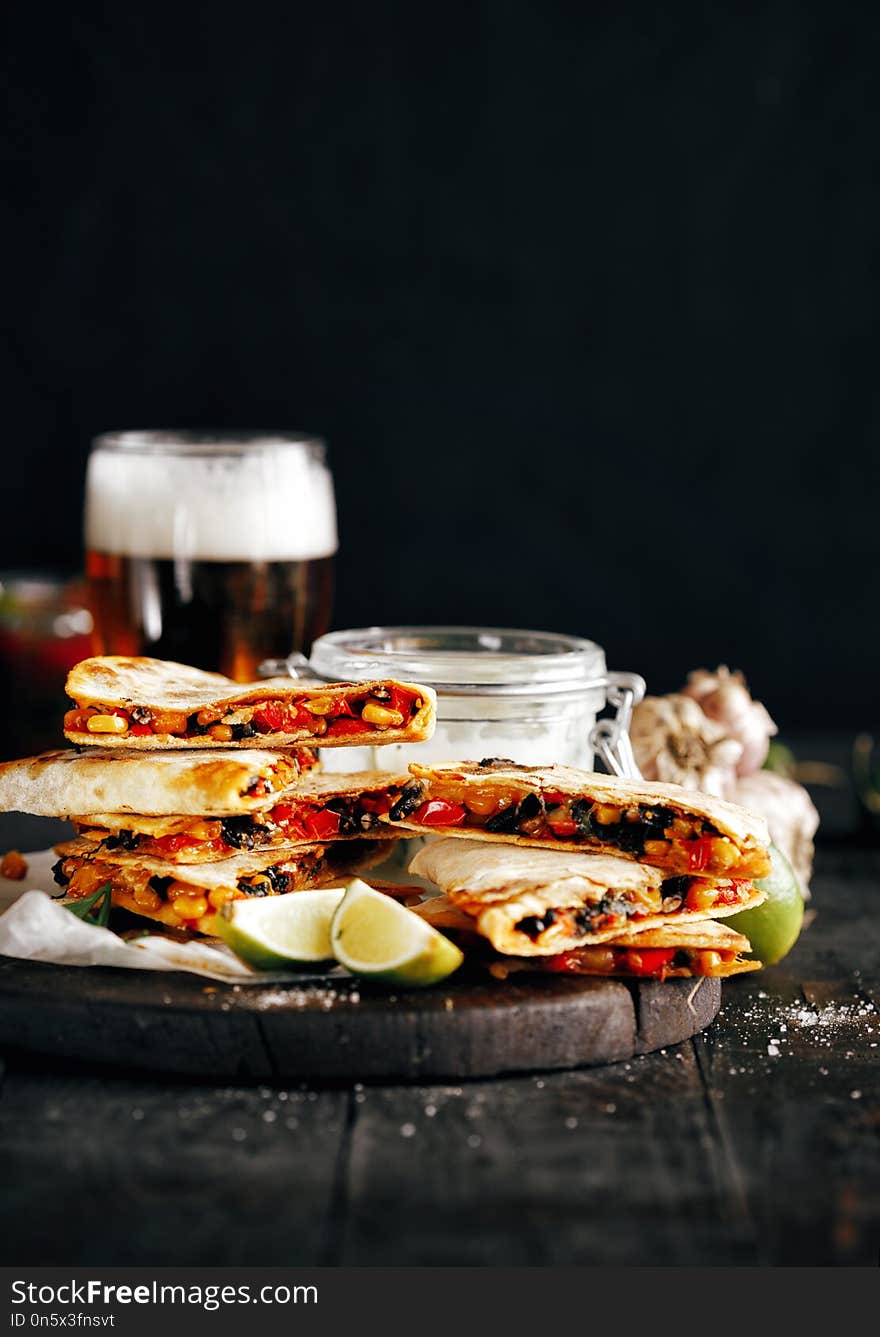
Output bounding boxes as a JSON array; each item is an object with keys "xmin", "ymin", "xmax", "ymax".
[
  {"xmin": 389, "ymin": 782, "xmax": 426, "ymax": 821},
  {"xmin": 478, "ymin": 757, "xmax": 517, "ymax": 768}
]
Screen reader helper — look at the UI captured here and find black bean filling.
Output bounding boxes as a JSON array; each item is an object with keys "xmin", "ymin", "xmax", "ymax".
[
  {"xmin": 102, "ymin": 828, "xmax": 138, "ymax": 852},
  {"xmin": 575, "ymin": 804, "xmax": 677, "ymax": 856},
  {"xmin": 220, "ymin": 816, "xmax": 268, "ymax": 850},
  {"xmin": 129, "ymin": 706, "xmax": 152, "ymax": 725},
  {"xmin": 661, "ymin": 875, "xmax": 693, "ymax": 902},
  {"xmin": 238, "ymin": 864, "xmax": 295, "ymax": 896},
  {"xmin": 323, "ymin": 798, "xmax": 363, "ymax": 837},
  {"xmin": 517, "ymin": 892, "xmax": 640, "ymax": 940},
  {"xmin": 485, "ymin": 805, "xmax": 522, "ymax": 834},
  {"xmin": 517, "ymin": 909, "xmax": 558, "ymax": 939},
  {"xmin": 51, "ymin": 858, "xmax": 70, "ymax": 889},
  {"xmin": 484, "ymin": 790, "xmax": 546, "ymax": 834},
  {"xmin": 478, "ymin": 757, "xmax": 517, "ymax": 768},
  {"xmin": 149, "ymin": 875, "xmax": 174, "ymax": 895},
  {"xmin": 389, "ymin": 782, "xmax": 426, "ymax": 820}
]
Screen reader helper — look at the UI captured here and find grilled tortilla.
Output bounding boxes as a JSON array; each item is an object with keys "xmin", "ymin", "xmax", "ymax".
[
  {"xmin": 63, "ymin": 656, "xmax": 435, "ymax": 749},
  {"xmin": 409, "ymin": 838, "xmax": 765, "ymax": 955},
  {"xmin": 414, "ymin": 899, "xmax": 760, "ymax": 979},
  {"xmin": 0, "ymin": 747, "xmax": 318, "ymax": 818},
  {"xmin": 70, "ymin": 771, "xmax": 409, "ymax": 863},
  {"xmin": 388, "ymin": 759, "xmax": 771, "ymax": 879},
  {"xmin": 53, "ymin": 837, "xmax": 391, "ymax": 935}
]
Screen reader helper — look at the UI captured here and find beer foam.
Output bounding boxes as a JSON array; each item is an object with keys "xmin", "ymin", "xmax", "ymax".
[{"xmin": 86, "ymin": 444, "xmax": 338, "ymax": 561}]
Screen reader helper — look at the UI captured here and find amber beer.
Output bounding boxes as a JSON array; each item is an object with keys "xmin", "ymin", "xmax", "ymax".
[{"xmin": 85, "ymin": 433, "xmax": 337, "ymax": 681}]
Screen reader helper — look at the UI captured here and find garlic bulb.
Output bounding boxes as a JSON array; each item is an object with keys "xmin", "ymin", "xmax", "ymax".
[
  {"xmin": 732, "ymin": 771, "xmax": 818, "ymax": 897},
  {"xmin": 682, "ymin": 666, "xmax": 777, "ymax": 776},
  {"xmin": 629, "ymin": 694, "xmax": 743, "ymax": 798}
]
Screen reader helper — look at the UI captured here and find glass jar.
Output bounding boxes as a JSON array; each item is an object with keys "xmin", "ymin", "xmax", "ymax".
[{"xmin": 305, "ymin": 626, "xmax": 643, "ymax": 775}]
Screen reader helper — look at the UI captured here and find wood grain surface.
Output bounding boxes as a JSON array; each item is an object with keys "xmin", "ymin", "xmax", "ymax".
[{"xmin": 0, "ymin": 958, "xmax": 721, "ymax": 1080}]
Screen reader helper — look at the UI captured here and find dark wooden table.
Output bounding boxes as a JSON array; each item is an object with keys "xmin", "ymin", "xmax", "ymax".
[{"xmin": 0, "ymin": 737, "xmax": 877, "ymax": 1266}]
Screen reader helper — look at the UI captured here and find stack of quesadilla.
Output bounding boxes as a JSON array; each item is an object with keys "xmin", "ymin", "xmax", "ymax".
[
  {"xmin": 0, "ymin": 656, "xmax": 436, "ymax": 934},
  {"xmin": 0, "ymin": 657, "xmax": 772, "ymax": 976},
  {"xmin": 388, "ymin": 760, "xmax": 772, "ymax": 980}
]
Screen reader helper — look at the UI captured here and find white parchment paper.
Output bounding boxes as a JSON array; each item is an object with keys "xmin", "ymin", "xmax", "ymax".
[{"xmin": 0, "ymin": 848, "xmax": 339, "ymax": 983}]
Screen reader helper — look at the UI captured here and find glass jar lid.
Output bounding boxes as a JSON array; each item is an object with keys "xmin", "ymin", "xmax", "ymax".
[{"xmin": 309, "ymin": 625, "xmax": 607, "ymax": 701}]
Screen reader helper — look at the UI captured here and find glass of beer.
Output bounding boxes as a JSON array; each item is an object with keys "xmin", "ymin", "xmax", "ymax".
[{"xmin": 85, "ymin": 431, "xmax": 336, "ymax": 680}]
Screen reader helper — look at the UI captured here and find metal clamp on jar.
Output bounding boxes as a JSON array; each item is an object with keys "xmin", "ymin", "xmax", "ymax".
[{"xmin": 261, "ymin": 626, "xmax": 644, "ymax": 778}]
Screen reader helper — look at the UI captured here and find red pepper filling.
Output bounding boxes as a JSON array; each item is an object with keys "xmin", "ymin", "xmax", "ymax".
[
  {"xmin": 410, "ymin": 799, "xmax": 468, "ymax": 827},
  {"xmin": 87, "ymin": 787, "xmax": 405, "ymax": 860},
  {"xmin": 65, "ymin": 687, "xmax": 421, "ymax": 740}
]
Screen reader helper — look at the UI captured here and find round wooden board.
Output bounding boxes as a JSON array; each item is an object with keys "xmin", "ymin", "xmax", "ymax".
[{"xmin": 0, "ymin": 957, "xmax": 720, "ymax": 1081}]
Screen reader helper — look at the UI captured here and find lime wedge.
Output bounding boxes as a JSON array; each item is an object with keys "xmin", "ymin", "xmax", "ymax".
[
  {"xmin": 725, "ymin": 842, "xmax": 805, "ymax": 966},
  {"xmin": 330, "ymin": 879, "xmax": 464, "ymax": 987},
  {"xmin": 215, "ymin": 889, "xmax": 346, "ymax": 969}
]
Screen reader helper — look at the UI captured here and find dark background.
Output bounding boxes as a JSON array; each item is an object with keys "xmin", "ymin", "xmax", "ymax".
[{"xmin": 1, "ymin": 2, "xmax": 877, "ymax": 726}]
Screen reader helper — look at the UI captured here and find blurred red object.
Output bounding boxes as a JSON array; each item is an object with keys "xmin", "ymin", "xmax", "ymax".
[{"xmin": 0, "ymin": 573, "xmax": 94, "ymax": 758}]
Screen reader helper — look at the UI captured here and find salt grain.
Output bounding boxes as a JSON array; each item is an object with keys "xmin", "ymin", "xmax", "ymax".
[{"xmin": 400, "ymin": 1123, "xmax": 416, "ymax": 1138}]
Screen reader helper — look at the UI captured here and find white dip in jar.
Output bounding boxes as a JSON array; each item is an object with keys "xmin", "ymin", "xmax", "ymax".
[{"xmin": 308, "ymin": 626, "xmax": 610, "ymax": 774}]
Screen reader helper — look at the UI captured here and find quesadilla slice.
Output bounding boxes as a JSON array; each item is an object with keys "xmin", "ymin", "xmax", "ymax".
[
  {"xmin": 63, "ymin": 656, "xmax": 435, "ymax": 749},
  {"xmin": 414, "ymin": 899, "xmax": 760, "ymax": 979},
  {"xmin": 408, "ymin": 838, "xmax": 765, "ymax": 956},
  {"xmin": 387, "ymin": 759, "xmax": 771, "ymax": 879},
  {"xmin": 52, "ymin": 837, "xmax": 391, "ymax": 935},
  {"xmin": 0, "ymin": 747, "xmax": 318, "ymax": 818},
  {"xmin": 70, "ymin": 771, "xmax": 410, "ymax": 863}
]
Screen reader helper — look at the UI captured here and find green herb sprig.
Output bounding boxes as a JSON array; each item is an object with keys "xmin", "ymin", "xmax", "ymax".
[{"xmin": 61, "ymin": 881, "xmax": 114, "ymax": 928}]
